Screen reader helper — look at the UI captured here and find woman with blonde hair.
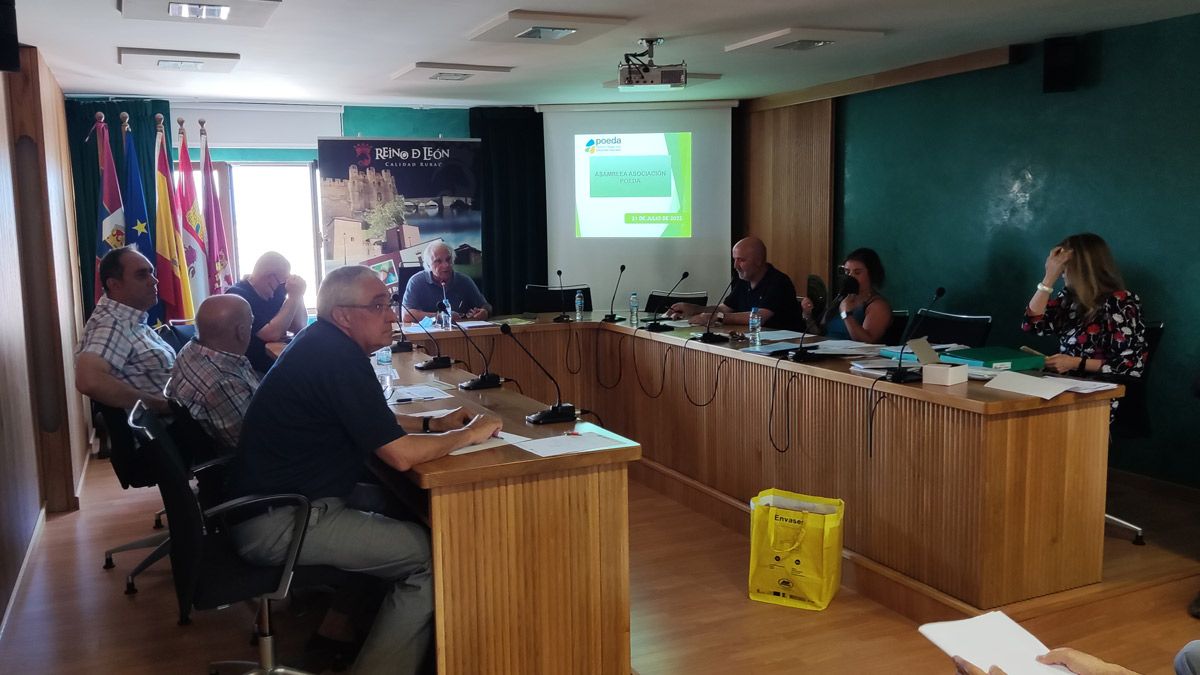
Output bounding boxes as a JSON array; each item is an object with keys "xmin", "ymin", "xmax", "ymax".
[{"xmin": 1022, "ymin": 233, "xmax": 1149, "ymax": 416}]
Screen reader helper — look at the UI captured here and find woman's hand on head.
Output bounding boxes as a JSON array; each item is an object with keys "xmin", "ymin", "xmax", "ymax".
[{"xmin": 1044, "ymin": 246, "xmax": 1072, "ymax": 282}]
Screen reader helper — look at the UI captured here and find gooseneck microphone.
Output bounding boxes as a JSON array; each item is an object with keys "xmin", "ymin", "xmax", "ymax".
[
  {"xmin": 401, "ymin": 302, "xmax": 452, "ymax": 371},
  {"xmin": 499, "ymin": 323, "xmax": 576, "ymax": 424},
  {"xmin": 884, "ymin": 286, "xmax": 946, "ymax": 383},
  {"xmin": 603, "ymin": 264, "xmax": 627, "ymax": 323},
  {"xmin": 644, "ymin": 271, "xmax": 689, "ymax": 333},
  {"xmin": 553, "ymin": 269, "xmax": 571, "ymax": 323},
  {"xmin": 389, "ymin": 293, "xmax": 413, "ymax": 353},
  {"xmin": 698, "ymin": 275, "xmax": 736, "ymax": 344},
  {"xmin": 452, "ymin": 321, "xmax": 501, "ymax": 390}
]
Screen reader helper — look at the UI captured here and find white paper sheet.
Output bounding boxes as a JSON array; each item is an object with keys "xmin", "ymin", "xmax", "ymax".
[
  {"xmin": 918, "ymin": 612, "xmax": 1068, "ymax": 674},
  {"xmin": 756, "ymin": 329, "xmax": 806, "ymax": 341},
  {"xmin": 456, "ymin": 320, "xmax": 495, "ymax": 329},
  {"xmin": 449, "ymin": 431, "xmax": 530, "ymax": 455},
  {"xmin": 387, "ymin": 385, "xmax": 454, "ymax": 403},
  {"xmin": 405, "ymin": 408, "xmax": 459, "ymax": 417},
  {"xmin": 1043, "ymin": 375, "xmax": 1119, "ymax": 394},
  {"xmin": 985, "ymin": 372, "xmax": 1076, "ymax": 399},
  {"xmin": 740, "ymin": 342, "xmax": 801, "ymax": 355},
  {"xmin": 515, "ymin": 432, "xmax": 618, "ymax": 457},
  {"xmin": 662, "ymin": 319, "xmax": 692, "ymax": 328}
]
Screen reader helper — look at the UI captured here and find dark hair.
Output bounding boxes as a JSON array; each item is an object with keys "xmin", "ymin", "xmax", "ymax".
[
  {"xmin": 844, "ymin": 247, "xmax": 886, "ymax": 288},
  {"xmin": 98, "ymin": 245, "xmax": 138, "ymax": 294}
]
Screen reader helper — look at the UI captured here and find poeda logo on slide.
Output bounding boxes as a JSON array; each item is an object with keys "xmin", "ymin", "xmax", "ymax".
[{"xmin": 584, "ymin": 137, "xmax": 621, "ymax": 154}]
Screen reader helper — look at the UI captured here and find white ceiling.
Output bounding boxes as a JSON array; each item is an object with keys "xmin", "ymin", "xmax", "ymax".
[{"xmin": 15, "ymin": 0, "xmax": 1200, "ymax": 107}]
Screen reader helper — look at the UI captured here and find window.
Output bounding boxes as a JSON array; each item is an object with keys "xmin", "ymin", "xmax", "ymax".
[{"xmin": 228, "ymin": 163, "xmax": 319, "ymax": 308}]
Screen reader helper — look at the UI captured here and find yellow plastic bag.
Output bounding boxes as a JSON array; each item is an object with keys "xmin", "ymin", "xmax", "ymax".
[{"xmin": 748, "ymin": 488, "xmax": 845, "ymax": 610}]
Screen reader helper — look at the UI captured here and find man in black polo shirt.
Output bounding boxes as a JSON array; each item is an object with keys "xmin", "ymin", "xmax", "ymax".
[
  {"xmin": 227, "ymin": 265, "xmax": 501, "ymax": 675},
  {"xmin": 225, "ymin": 251, "xmax": 309, "ymax": 374},
  {"xmin": 666, "ymin": 236, "xmax": 800, "ymax": 330}
]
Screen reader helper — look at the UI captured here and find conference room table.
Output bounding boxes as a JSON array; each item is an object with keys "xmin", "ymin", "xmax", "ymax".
[
  {"xmin": 267, "ymin": 340, "xmax": 641, "ymax": 675},
  {"xmin": 387, "ymin": 312, "xmax": 1121, "ymax": 618}
]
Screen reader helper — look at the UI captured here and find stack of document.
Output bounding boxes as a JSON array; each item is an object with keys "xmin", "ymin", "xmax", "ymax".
[
  {"xmin": 809, "ymin": 339, "xmax": 883, "ymax": 356},
  {"xmin": 984, "ymin": 371, "xmax": 1118, "ymax": 400},
  {"xmin": 848, "ymin": 358, "xmax": 919, "ymax": 379},
  {"xmin": 919, "ymin": 611, "xmax": 1068, "ymax": 674}
]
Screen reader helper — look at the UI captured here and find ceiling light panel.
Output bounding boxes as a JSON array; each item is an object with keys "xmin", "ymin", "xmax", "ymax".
[
  {"xmin": 724, "ymin": 27, "xmax": 885, "ymax": 53},
  {"xmin": 470, "ymin": 10, "xmax": 626, "ymax": 46},
  {"xmin": 120, "ymin": 0, "xmax": 281, "ymax": 27},
  {"xmin": 118, "ymin": 47, "xmax": 241, "ymax": 73},
  {"xmin": 392, "ymin": 62, "xmax": 514, "ymax": 85}
]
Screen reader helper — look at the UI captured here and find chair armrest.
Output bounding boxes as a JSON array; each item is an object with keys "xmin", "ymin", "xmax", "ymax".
[
  {"xmin": 191, "ymin": 453, "xmax": 235, "ymax": 476},
  {"xmin": 205, "ymin": 493, "xmax": 314, "ymax": 602}
]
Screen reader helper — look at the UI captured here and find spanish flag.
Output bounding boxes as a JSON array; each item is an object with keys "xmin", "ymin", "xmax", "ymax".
[{"xmin": 153, "ymin": 127, "xmax": 194, "ymax": 321}]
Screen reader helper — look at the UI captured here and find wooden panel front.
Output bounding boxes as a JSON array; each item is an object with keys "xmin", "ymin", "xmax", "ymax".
[{"xmin": 430, "ymin": 464, "xmax": 630, "ymax": 675}]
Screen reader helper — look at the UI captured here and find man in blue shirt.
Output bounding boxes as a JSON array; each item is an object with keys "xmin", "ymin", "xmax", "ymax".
[
  {"xmin": 401, "ymin": 241, "xmax": 491, "ymax": 322},
  {"xmin": 225, "ymin": 251, "xmax": 308, "ymax": 374},
  {"xmin": 228, "ymin": 264, "xmax": 502, "ymax": 675}
]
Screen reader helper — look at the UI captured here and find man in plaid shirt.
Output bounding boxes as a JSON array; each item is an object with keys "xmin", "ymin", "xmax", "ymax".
[
  {"xmin": 75, "ymin": 247, "xmax": 175, "ymax": 413},
  {"xmin": 166, "ymin": 295, "xmax": 261, "ymax": 448}
]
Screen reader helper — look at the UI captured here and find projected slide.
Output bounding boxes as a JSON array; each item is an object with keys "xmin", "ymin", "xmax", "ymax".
[{"xmin": 574, "ymin": 132, "xmax": 692, "ymax": 238}]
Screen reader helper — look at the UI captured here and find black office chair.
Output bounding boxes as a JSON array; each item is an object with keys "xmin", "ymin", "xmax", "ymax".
[
  {"xmin": 97, "ymin": 403, "xmax": 171, "ymax": 594},
  {"xmin": 524, "ymin": 284, "xmax": 591, "ymax": 314},
  {"xmin": 881, "ymin": 310, "xmax": 910, "ymax": 347},
  {"xmin": 645, "ymin": 291, "xmax": 708, "ymax": 315},
  {"xmin": 130, "ymin": 402, "xmax": 374, "ymax": 672},
  {"xmin": 910, "ymin": 309, "xmax": 993, "ymax": 347},
  {"xmin": 1104, "ymin": 320, "xmax": 1165, "ymax": 545},
  {"xmin": 156, "ymin": 321, "xmax": 196, "ymax": 354}
]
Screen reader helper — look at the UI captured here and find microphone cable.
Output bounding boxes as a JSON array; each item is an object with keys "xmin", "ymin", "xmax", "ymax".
[
  {"xmin": 681, "ymin": 337, "xmax": 728, "ymax": 407},
  {"xmin": 595, "ymin": 332, "xmax": 628, "ymax": 390},
  {"xmin": 768, "ymin": 354, "xmax": 800, "ymax": 454},
  {"xmin": 565, "ymin": 322, "xmax": 583, "ymax": 375},
  {"xmin": 631, "ymin": 314, "xmax": 674, "ymax": 399}
]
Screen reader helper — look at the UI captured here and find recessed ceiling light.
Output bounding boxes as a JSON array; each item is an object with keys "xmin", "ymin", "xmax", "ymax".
[
  {"xmin": 774, "ymin": 39, "xmax": 835, "ymax": 51},
  {"xmin": 724, "ymin": 27, "xmax": 884, "ymax": 53},
  {"xmin": 167, "ymin": 3, "xmax": 231, "ymax": 20},
  {"xmin": 430, "ymin": 72, "xmax": 472, "ymax": 81},
  {"xmin": 515, "ymin": 26, "xmax": 577, "ymax": 41},
  {"xmin": 157, "ymin": 59, "xmax": 206, "ymax": 71}
]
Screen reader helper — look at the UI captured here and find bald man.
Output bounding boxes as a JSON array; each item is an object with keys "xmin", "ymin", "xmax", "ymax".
[
  {"xmin": 226, "ymin": 251, "xmax": 308, "ymax": 373},
  {"xmin": 166, "ymin": 294, "xmax": 261, "ymax": 448},
  {"xmin": 401, "ymin": 241, "xmax": 491, "ymax": 322},
  {"xmin": 666, "ymin": 237, "xmax": 800, "ymax": 330}
]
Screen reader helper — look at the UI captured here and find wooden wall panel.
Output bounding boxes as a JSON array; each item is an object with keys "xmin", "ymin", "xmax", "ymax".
[
  {"xmin": 737, "ymin": 99, "xmax": 833, "ymax": 289},
  {"xmin": 6, "ymin": 46, "xmax": 85, "ymax": 512},
  {"xmin": 0, "ymin": 66, "xmax": 43, "ymax": 630}
]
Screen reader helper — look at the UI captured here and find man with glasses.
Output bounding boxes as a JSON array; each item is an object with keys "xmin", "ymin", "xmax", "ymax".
[
  {"xmin": 225, "ymin": 251, "xmax": 308, "ymax": 374},
  {"xmin": 401, "ymin": 241, "xmax": 492, "ymax": 322},
  {"xmin": 227, "ymin": 264, "xmax": 502, "ymax": 675}
]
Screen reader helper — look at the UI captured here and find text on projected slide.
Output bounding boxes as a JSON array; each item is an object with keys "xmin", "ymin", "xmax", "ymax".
[{"xmin": 574, "ymin": 132, "xmax": 692, "ymax": 238}]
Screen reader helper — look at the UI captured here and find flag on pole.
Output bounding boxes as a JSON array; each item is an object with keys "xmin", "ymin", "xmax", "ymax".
[
  {"xmin": 93, "ymin": 115, "xmax": 125, "ymax": 301},
  {"xmin": 200, "ymin": 124, "xmax": 235, "ymax": 293},
  {"xmin": 154, "ymin": 125, "xmax": 195, "ymax": 321},
  {"xmin": 121, "ymin": 123, "xmax": 161, "ymax": 325},
  {"xmin": 175, "ymin": 125, "xmax": 211, "ymax": 305}
]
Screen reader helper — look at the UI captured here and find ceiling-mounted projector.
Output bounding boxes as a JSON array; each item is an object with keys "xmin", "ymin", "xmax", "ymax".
[{"xmin": 618, "ymin": 38, "xmax": 687, "ymax": 91}]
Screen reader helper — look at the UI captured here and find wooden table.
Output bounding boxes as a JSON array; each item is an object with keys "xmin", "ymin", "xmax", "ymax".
[{"xmin": 393, "ymin": 314, "xmax": 1121, "ymax": 614}]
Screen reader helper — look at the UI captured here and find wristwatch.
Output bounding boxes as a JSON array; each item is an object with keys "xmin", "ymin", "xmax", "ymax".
[{"xmin": 422, "ymin": 416, "xmax": 432, "ymax": 433}]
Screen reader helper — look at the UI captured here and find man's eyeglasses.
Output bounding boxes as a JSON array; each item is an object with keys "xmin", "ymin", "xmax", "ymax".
[{"xmin": 338, "ymin": 303, "xmax": 392, "ymax": 314}]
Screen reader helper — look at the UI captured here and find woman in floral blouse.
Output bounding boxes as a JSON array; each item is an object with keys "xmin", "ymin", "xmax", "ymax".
[{"xmin": 1022, "ymin": 233, "xmax": 1148, "ymax": 417}]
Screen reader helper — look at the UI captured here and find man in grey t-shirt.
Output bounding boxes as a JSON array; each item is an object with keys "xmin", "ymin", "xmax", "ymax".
[{"xmin": 400, "ymin": 241, "xmax": 492, "ymax": 321}]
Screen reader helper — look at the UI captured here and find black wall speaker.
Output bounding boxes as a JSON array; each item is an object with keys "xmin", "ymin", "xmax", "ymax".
[
  {"xmin": 1043, "ymin": 36, "xmax": 1080, "ymax": 93},
  {"xmin": 0, "ymin": 0, "xmax": 17, "ymax": 73}
]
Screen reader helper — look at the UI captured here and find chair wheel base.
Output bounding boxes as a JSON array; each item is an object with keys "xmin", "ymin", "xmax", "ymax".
[
  {"xmin": 153, "ymin": 518, "xmax": 164, "ymax": 530},
  {"xmin": 1133, "ymin": 534, "xmax": 1146, "ymax": 545},
  {"xmin": 125, "ymin": 580, "xmax": 137, "ymax": 595},
  {"xmin": 103, "ymin": 557, "xmax": 115, "ymax": 569}
]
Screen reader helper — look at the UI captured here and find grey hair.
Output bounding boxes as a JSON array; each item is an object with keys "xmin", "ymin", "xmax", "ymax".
[
  {"xmin": 316, "ymin": 265, "xmax": 378, "ymax": 319},
  {"xmin": 421, "ymin": 241, "xmax": 453, "ymax": 271}
]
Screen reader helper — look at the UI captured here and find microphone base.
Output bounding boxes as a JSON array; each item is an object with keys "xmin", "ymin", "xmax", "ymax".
[
  {"xmin": 883, "ymin": 367, "xmax": 922, "ymax": 383},
  {"xmin": 643, "ymin": 322, "xmax": 673, "ymax": 333},
  {"xmin": 698, "ymin": 331, "xmax": 729, "ymax": 344},
  {"xmin": 391, "ymin": 340, "xmax": 414, "ymax": 353},
  {"xmin": 459, "ymin": 372, "xmax": 502, "ymax": 390},
  {"xmin": 553, "ymin": 314, "xmax": 572, "ymax": 323},
  {"xmin": 525, "ymin": 403, "xmax": 577, "ymax": 425},
  {"xmin": 788, "ymin": 347, "xmax": 821, "ymax": 363},
  {"xmin": 601, "ymin": 314, "xmax": 625, "ymax": 323},
  {"xmin": 415, "ymin": 356, "xmax": 453, "ymax": 371}
]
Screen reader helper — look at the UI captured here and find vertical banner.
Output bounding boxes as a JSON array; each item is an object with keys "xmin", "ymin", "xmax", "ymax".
[{"xmin": 317, "ymin": 138, "xmax": 483, "ymax": 287}]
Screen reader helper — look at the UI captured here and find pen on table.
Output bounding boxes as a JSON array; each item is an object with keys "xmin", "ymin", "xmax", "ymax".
[
  {"xmin": 1020, "ymin": 345, "xmax": 1046, "ymax": 357},
  {"xmin": 563, "ymin": 431, "xmax": 581, "ymax": 436}
]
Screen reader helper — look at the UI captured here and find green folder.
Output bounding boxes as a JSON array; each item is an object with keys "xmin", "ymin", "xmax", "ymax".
[{"xmin": 938, "ymin": 347, "xmax": 1045, "ymax": 371}]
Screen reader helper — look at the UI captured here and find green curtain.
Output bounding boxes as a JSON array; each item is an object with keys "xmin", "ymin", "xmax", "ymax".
[
  {"xmin": 64, "ymin": 98, "xmax": 172, "ymax": 316},
  {"xmin": 468, "ymin": 107, "xmax": 548, "ymax": 315}
]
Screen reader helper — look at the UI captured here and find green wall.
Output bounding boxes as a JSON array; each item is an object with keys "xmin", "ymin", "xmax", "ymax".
[
  {"xmin": 836, "ymin": 13, "xmax": 1200, "ymax": 483},
  {"xmin": 342, "ymin": 106, "xmax": 471, "ymax": 139}
]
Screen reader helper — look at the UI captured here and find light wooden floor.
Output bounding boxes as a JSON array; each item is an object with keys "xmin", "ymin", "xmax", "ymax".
[{"xmin": 1, "ymin": 460, "xmax": 1198, "ymax": 674}]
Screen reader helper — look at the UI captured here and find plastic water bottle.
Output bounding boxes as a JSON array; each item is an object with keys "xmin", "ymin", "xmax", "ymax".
[
  {"xmin": 629, "ymin": 292, "xmax": 639, "ymax": 325},
  {"xmin": 748, "ymin": 307, "xmax": 762, "ymax": 346},
  {"xmin": 375, "ymin": 346, "xmax": 392, "ymax": 365},
  {"xmin": 575, "ymin": 290, "xmax": 584, "ymax": 321}
]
